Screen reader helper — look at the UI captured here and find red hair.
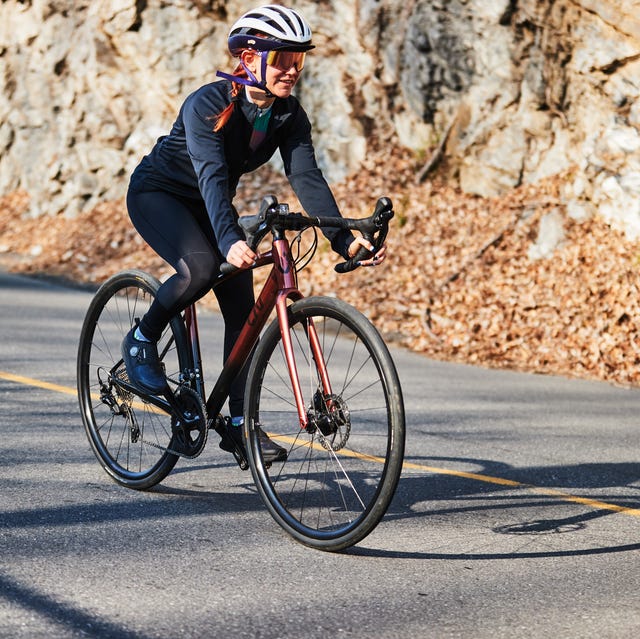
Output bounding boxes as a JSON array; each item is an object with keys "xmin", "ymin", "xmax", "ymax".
[{"xmin": 213, "ymin": 64, "xmax": 248, "ymax": 132}]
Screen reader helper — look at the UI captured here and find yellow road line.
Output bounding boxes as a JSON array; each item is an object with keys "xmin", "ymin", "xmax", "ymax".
[
  {"xmin": 2, "ymin": 368, "xmax": 640, "ymax": 519},
  {"xmin": 0, "ymin": 370, "xmax": 161, "ymax": 414},
  {"xmin": 0, "ymin": 370, "xmax": 79, "ymax": 397},
  {"xmin": 401, "ymin": 460, "xmax": 640, "ymax": 518},
  {"xmin": 272, "ymin": 434, "xmax": 640, "ymax": 518}
]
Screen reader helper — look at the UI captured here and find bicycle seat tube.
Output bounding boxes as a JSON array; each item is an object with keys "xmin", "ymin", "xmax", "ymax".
[{"xmin": 183, "ymin": 303, "xmax": 205, "ymax": 398}]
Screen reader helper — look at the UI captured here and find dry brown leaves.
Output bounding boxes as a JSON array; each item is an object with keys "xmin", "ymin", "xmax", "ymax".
[{"xmin": 2, "ymin": 148, "xmax": 640, "ymax": 387}]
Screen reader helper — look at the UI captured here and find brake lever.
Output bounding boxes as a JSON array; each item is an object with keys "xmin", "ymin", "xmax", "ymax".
[
  {"xmin": 220, "ymin": 196, "xmax": 282, "ymax": 277},
  {"xmin": 239, "ymin": 195, "xmax": 279, "ymax": 251}
]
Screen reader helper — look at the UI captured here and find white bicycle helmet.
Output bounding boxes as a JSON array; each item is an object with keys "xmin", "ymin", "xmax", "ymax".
[
  {"xmin": 217, "ymin": 5, "xmax": 314, "ymax": 94},
  {"xmin": 227, "ymin": 5, "xmax": 314, "ymax": 54}
]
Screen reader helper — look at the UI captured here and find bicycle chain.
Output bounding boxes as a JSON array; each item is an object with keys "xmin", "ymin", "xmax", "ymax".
[
  {"xmin": 139, "ymin": 436, "xmax": 189, "ymax": 458},
  {"xmin": 115, "ymin": 382, "xmax": 211, "ymax": 458},
  {"xmin": 139, "ymin": 417, "xmax": 215, "ymax": 458}
]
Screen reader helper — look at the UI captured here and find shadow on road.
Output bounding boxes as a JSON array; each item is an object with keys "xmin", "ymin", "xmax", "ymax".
[
  {"xmin": 350, "ymin": 456, "xmax": 640, "ymax": 559},
  {"xmin": 0, "ymin": 572, "xmax": 151, "ymax": 639},
  {"xmin": 3, "ymin": 455, "xmax": 640, "ymax": 633}
]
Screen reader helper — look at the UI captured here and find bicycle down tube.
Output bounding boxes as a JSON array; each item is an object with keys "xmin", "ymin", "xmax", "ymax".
[{"xmin": 204, "ymin": 237, "xmax": 317, "ymax": 425}]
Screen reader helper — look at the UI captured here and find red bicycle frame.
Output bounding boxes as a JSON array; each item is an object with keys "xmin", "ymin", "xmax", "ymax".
[{"xmin": 181, "ymin": 236, "xmax": 331, "ymax": 428}]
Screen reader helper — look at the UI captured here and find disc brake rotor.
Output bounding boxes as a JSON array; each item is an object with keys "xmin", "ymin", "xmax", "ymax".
[{"xmin": 307, "ymin": 392, "xmax": 351, "ymax": 451}]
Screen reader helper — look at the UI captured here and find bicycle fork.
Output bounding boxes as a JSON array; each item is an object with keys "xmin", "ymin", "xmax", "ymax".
[{"xmin": 275, "ymin": 295, "xmax": 333, "ymax": 431}]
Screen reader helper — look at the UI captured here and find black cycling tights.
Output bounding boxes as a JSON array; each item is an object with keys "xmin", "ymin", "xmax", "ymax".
[{"xmin": 126, "ymin": 187, "xmax": 254, "ymax": 417}]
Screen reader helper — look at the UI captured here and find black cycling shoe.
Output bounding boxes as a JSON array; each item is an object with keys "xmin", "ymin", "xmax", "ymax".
[
  {"xmin": 257, "ymin": 426, "xmax": 288, "ymax": 463},
  {"xmin": 219, "ymin": 419, "xmax": 287, "ymax": 463},
  {"xmin": 218, "ymin": 418, "xmax": 246, "ymax": 456},
  {"xmin": 121, "ymin": 326, "xmax": 168, "ymax": 394}
]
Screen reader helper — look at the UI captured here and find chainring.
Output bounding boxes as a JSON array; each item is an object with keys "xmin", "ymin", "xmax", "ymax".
[{"xmin": 170, "ymin": 386, "xmax": 208, "ymax": 458}]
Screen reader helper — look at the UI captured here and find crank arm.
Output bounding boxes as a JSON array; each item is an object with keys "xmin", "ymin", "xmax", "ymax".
[
  {"xmin": 213, "ymin": 417, "xmax": 249, "ymax": 471},
  {"xmin": 162, "ymin": 387, "xmax": 200, "ymax": 425}
]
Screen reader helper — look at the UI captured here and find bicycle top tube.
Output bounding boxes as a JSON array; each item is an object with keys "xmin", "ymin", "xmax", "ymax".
[{"xmin": 218, "ymin": 195, "xmax": 394, "ymax": 277}]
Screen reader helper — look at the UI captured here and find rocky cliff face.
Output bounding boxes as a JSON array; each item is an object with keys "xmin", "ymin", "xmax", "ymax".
[{"xmin": 1, "ymin": 0, "xmax": 640, "ymax": 243}]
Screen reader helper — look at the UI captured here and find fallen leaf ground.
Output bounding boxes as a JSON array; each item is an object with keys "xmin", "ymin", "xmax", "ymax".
[{"xmin": 2, "ymin": 148, "xmax": 639, "ymax": 387}]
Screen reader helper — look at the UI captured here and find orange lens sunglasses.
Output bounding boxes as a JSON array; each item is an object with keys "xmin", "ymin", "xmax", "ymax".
[{"xmin": 264, "ymin": 50, "xmax": 306, "ymax": 72}]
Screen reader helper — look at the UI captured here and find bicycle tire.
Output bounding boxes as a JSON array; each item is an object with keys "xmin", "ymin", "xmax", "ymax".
[
  {"xmin": 244, "ymin": 296, "xmax": 405, "ymax": 551},
  {"xmin": 77, "ymin": 269, "xmax": 191, "ymax": 490}
]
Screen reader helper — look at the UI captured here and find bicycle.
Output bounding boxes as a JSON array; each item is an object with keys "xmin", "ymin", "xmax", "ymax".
[{"xmin": 77, "ymin": 195, "xmax": 405, "ymax": 551}]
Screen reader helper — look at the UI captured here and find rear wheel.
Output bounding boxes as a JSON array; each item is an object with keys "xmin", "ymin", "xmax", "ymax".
[
  {"xmin": 77, "ymin": 270, "xmax": 191, "ymax": 489},
  {"xmin": 244, "ymin": 296, "xmax": 405, "ymax": 551}
]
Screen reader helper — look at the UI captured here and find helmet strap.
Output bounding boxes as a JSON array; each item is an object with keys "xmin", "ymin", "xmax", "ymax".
[{"xmin": 216, "ymin": 53, "xmax": 274, "ymax": 98}]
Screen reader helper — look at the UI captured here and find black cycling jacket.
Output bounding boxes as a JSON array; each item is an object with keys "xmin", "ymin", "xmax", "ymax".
[{"xmin": 131, "ymin": 79, "xmax": 353, "ymax": 259}]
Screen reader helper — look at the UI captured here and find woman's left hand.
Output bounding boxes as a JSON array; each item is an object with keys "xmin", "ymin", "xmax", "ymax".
[
  {"xmin": 227, "ymin": 239, "xmax": 258, "ymax": 269},
  {"xmin": 347, "ymin": 237, "xmax": 387, "ymax": 267}
]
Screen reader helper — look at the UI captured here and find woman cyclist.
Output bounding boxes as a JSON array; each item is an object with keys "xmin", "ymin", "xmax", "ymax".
[{"xmin": 121, "ymin": 4, "xmax": 386, "ymax": 462}]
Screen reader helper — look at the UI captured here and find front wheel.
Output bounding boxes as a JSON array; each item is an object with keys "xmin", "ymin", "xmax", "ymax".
[{"xmin": 244, "ymin": 296, "xmax": 405, "ymax": 551}]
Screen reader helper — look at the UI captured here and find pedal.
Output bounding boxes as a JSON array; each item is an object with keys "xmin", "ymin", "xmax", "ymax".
[
  {"xmin": 214, "ymin": 416, "xmax": 249, "ymax": 471},
  {"xmin": 230, "ymin": 447, "xmax": 249, "ymax": 471}
]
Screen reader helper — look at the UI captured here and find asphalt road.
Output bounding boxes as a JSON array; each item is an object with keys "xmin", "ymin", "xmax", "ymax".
[{"xmin": 1, "ymin": 270, "xmax": 640, "ymax": 638}]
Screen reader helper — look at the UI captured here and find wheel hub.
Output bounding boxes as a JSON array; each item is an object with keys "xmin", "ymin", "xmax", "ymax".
[{"xmin": 307, "ymin": 391, "xmax": 351, "ymax": 451}]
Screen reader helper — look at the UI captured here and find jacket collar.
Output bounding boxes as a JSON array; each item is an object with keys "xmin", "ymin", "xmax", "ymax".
[{"xmin": 238, "ymin": 88, "xmax": 292, "ymax": 130}]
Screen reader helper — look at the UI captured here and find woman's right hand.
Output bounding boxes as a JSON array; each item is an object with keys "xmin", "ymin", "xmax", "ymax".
[{"xmin": 226, "ymin": 240, "xmax": 258, "ymax": 269}]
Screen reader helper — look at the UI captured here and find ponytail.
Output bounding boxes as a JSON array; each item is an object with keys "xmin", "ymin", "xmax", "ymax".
[{"xmin": 213, "ymin": 65, "xmax": 248, "ymax": 132}]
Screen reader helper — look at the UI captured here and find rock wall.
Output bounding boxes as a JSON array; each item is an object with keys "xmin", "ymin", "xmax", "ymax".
[{"xmin": 1, "ymin": 0, "xmax": 640, "ymax": 243}]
